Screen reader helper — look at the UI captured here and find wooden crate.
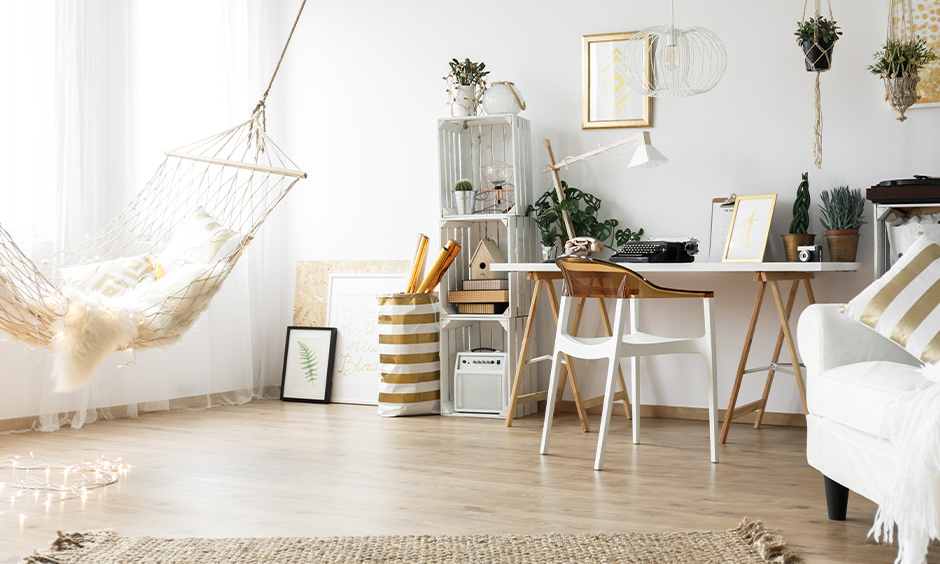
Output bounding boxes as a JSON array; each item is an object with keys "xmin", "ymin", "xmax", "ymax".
[
  {"xmin": 439, "ymin": 215, "xmax": 536, "ymax": 318},
  {"xmin": 438, "ymin": 114, "xmax": 532, "ymax": 217},
  {"xmin": 439, "ymin": 316, "xmax": 536, "ymax": 419}
]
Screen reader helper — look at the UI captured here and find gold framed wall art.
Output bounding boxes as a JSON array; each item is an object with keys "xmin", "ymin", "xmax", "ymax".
[{"xmin": 582, "ymin": 32, "xmax": 652, "ymax": 129}]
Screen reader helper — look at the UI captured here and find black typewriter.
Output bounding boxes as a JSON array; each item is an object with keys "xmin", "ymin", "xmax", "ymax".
[{"xmin": 610, "ymin": 238, "xmax": 699, "ymax": 263}]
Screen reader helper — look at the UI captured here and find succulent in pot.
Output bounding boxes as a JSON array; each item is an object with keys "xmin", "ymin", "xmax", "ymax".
[
  {"xmin": 818, "ymin": 186, "xmax": 865, "ymax": 262},
  {"xmin": 781, "ymin": 172, "xmax": 816, "ymax": 261}
]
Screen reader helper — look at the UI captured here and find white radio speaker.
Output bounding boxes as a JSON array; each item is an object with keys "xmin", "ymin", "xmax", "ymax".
[{"xmin": 454, "ymin": 351, "xmax": 507, "ymax": 414}]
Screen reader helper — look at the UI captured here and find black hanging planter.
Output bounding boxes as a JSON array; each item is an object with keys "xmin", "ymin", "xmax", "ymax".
[{"xmin": 802, "ymin": 39, "xmax": 836, "ymax": 71}]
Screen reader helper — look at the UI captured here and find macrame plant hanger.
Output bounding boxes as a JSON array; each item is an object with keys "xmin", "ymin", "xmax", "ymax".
[
  {"xmin": 883, "ymin": 0, "xmax": 920, "ymax": 121},
  {"xmin": 0, "ymin": 0, "xmax": 309, "ymax": 391},
  {"xmin": 800, "ymin": 0, "xmax": 836, "ymax": 170}
]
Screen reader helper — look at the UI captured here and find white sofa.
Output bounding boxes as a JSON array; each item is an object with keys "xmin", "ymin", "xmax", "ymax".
[{"xmin": 798, "ymin": 303, "xmax": 940, "ymax": 562}]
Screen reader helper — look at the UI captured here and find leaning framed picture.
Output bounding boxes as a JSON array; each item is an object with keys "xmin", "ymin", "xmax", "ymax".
[
  {"xmin": 582, "ymin": 32, "xmax": 652, "ymax": 129},
  {"xmin": 722, "ymin": 194, "xmax": 778, "ymax": 263},
  {"xmin": 280, "ymin": 326, "xmax": 337, "ymax": 403}
]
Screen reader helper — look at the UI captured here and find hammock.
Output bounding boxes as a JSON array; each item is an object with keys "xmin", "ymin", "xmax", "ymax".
[{"xmin": 0, "ymin": 2, "xmax": 307, "ymax": 391}]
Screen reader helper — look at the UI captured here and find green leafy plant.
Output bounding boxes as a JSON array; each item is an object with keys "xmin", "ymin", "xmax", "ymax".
[
  {"xmin": 298, "ymin": 341, "xmax": 318, "ymax": 383},
  {"xmin": 789, "ymin": 172, "xmax": 811, "ymax": 235},
  {"xmin": 795, "ymin": 16, "xmax": 842, "ymax": 44},
  {"xmin": 526, "ymin": 182, "xmax": 643, "ymax": 250},
  {"xmin": 447, "ymin": 58, "xmax": 488, "ymax": 87},
  {"xmin": 818, "ymin": 186, "xmax": 866, "ymax": 231},
  {"xmin": 454, "ymin": 179, "xmax": 473, "ymax": 191},
  {"xmin": 868, "ymin": 37, "xmax": 939, "ymax": 77}
]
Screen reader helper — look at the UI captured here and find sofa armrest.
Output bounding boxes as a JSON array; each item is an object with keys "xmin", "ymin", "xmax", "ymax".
[{"xmin": 797, "ymin": 303, "xmax": 920, "ymax": 375}]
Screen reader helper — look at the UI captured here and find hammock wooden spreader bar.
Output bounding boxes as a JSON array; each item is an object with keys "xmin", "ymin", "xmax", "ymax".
[{"xmin": 163, "ymin": 151, "xmax": 308, "ymax": 179}]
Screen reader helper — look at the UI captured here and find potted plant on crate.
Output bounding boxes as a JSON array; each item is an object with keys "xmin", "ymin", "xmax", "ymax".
[
  {"xmin": 444, "ymin": 58, "xmax": 489, "ymax": 117},
  {"xmin": 453, "ymin": 179, "xmax": 475, "ymax": 216},
  {"xmin": 796, "ymin": 16, "xmax": 842, "ymax": 71},
  {"xmin": 868, "ymin": 37, "xmax": 939, "ymax": 121},
  {"xmin": 781, "ymin": 172, "xmax": 816, "ymax": 261},
  {"xmin": 819, "ymin": 186, "xmax": 865, "ymax": 262}
]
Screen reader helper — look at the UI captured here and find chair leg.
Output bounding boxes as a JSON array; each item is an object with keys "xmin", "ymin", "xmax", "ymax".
[
  {"xmin": 704, "ymin": 298, "xmax": 719, "ymax": 464},
  {"xmin": 540, "ymin": 350, "xmax": 565, "ymax": 456},
  {"xmin": 631, "ymin": 356, "xmax": 641, "ymax": 444},
  {"xmin": 594, "ymin": 356, "xmax": 621, "ymax": 471},
  {"xmin": 629, "ymin": 298, "xmax": 641, "ymax": 445}
]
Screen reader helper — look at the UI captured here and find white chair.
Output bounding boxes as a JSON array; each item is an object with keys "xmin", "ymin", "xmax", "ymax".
[{"xmin": 540, "ymin": 256, "xmax": 719, "ymax": 470}]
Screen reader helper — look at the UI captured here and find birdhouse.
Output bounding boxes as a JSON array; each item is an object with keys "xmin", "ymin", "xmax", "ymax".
[{"xmin": 470, "ymin": 239, "xmax": 505, "ymax": 280}]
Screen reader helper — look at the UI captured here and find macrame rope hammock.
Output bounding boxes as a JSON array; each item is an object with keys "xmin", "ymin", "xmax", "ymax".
[
  {"xmin": 0, "ymin": 0, "xmax": 307, "ymax": 391},
  {"xmin": 800, "ymin": 0, "xmax": 836, "ymax": 170}
]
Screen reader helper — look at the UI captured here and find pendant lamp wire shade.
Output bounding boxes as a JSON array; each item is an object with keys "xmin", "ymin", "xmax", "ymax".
[{"xmin": 623, "ymin": 2, "xmax": 727, "ymax": 97}]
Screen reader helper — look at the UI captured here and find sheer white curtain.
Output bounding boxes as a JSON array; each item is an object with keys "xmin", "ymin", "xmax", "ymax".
[{"xmin": 0, "ymin": 0, "xmax": 290, "ymax": 431}]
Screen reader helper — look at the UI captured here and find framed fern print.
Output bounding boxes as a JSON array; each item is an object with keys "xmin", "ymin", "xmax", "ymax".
[{"xmin": 280, "ymin": 326, "xmax": 337, "ymax": 403}]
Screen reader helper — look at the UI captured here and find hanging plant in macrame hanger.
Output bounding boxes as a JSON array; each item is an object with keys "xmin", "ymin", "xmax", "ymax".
[
  {"xmin": 795, "ymin": 0, "xmax": 842, "ymax": 169},
  {"xmin": 869, "ymin": 0, "xmax": 939, "ymax": 122}
]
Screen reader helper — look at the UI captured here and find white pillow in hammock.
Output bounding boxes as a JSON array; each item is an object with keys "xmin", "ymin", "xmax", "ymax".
[
  {"xmin": 157, "ymin": 207, "xmax": 244, "ymax": 269},
  {"xmin": 60, "ymin": 254, "xmax": 156, "ymax": 298}
]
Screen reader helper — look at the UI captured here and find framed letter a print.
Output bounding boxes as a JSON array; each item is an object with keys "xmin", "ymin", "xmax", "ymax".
[
  {"xmin": 582, "ymin": 32, "xmax": 652, "ymax": 129},
  {"xmin": 281, "ymin": 326, "xmax": 337, "ymax": 403},
  {"xmin": 723, "ymin": 194, "xmax": 777, "ymax": 263}
]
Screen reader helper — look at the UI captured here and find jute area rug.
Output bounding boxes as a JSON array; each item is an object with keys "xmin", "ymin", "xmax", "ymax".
[{"xmin": 25, "ymin": 518, "xmax": 804, "ymax": 564}]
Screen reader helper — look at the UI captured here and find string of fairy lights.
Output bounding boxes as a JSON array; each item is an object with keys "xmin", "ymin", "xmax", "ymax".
[{"xmin": 0, "ymin": 453, "xmax": 130, "ymax": 525}]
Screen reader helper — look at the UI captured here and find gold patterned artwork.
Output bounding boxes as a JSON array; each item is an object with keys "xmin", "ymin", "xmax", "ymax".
[
  {"xmin": 912, "ymin": 0, "xmax": 940, "ymax": 105},
  {"xmin": 601, "ymin": 48, "xmax": 632, "ymax": 117}
]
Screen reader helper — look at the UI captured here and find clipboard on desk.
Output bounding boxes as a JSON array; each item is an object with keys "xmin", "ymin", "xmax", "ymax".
[{"xmin": 708, "ymin": 195, "xmax": 736, "ymax": 262}]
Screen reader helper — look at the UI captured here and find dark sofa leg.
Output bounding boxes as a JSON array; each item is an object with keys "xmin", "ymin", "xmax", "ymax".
[{"xmin": 824, "ymin": 476, "xmax": 849, "ymax": 521}]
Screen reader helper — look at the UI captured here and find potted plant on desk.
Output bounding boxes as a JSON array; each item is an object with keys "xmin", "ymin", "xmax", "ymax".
[
  {"xmin": 782, "ymin": 172, "xmax": 816, "ymax": 261},
  {"xmin": 527, "ymin": 182, "xmax": 644, "ymax": 259},
  {"xmin": 819, "ymin": 186, "xmax": 865, "ymax": 262}
]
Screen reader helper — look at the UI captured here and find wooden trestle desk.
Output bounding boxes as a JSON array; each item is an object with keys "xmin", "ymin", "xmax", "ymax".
[{"xmin": 491, "ymin": 260, "xmax": 860, "ymax": 442}]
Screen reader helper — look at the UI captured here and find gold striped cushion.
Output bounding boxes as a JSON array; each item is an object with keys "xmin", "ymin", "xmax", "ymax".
[
  {"xmin": 62, "ymin": 254, "xmax": 156, "ymax": 298},
  {"xmin": 842, "ymin": 233, "xmax": 940, "ymax": 363}
]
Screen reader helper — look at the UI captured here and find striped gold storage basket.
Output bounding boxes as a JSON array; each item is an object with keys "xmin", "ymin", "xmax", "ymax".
[{"xmin": 375, "ymin": 293, "xmax": 441, "ymax": 416}]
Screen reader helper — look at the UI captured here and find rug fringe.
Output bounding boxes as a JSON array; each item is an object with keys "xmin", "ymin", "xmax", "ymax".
[
  {"xmin": 24, "ymin": 530, "xmax": 112, "ymax": 564},
  {"xmin": 735, "ymin": 518, "xmax": 806, "ymax": 564}
]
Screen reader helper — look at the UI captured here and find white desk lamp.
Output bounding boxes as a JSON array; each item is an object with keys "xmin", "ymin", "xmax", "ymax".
[{"xmin": 542, "ymin": 132, "xmax": 668, "ymax": 241}]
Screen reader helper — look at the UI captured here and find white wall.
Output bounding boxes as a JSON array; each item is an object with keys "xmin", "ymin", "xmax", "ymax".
[{"xmin": 275, "ymin": 0, "xmax": 940, "ymax": 414}]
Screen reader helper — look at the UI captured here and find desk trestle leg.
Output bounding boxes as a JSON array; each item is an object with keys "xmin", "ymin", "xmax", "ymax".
[{"xmin": 720, "ymin": 272, "xmax": 813, "ymax": 444}]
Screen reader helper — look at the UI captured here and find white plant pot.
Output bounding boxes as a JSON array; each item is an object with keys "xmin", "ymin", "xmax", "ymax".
[
  {"xmin": 451, "ymin": 84, "xmax": 475, "ymax": 117},
  {"xmin": 540, "ymin": 245, "xmax": 557, "ymax": 262}
]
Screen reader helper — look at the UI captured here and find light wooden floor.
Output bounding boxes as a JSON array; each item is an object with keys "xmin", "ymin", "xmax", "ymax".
[{"xmin": 0, "ymin": 400, "xmax": 934, "ymax": 563}]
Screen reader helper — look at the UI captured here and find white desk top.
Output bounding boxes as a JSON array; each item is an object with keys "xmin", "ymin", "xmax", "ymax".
[{"xmin": 491, "ymin": 261, "xmax": 861, "ymax": 274}]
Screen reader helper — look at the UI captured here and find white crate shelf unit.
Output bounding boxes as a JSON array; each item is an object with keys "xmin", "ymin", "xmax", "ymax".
[
  {"xmin": 438, "ymin": 114, "xmax": 532, "ymax": 218},
  {"xmin": 436, "ymin": 114, "xmax": 537, "ymax": 419}
]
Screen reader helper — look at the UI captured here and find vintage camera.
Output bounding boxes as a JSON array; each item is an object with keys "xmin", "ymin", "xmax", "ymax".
[{"xmin": 797, "ymin": 245, "xmax": 823, "ymax": 262}]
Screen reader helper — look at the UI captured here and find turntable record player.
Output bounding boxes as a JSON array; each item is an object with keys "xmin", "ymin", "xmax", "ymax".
[{"xmin": 867, "ymin": 175, "xmax": 940, "ymax": 204}]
